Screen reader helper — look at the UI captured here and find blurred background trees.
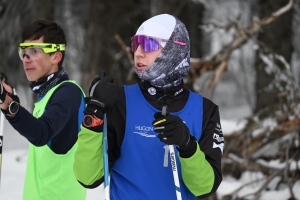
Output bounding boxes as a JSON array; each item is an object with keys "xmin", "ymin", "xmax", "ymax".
[{"xmin": 0, "ymin": 0, "xmax": 299, "ymax": 199}]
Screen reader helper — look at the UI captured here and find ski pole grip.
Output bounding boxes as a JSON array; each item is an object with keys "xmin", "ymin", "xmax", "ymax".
[
  {"xmin": 0, "ymin": 73, "xmax": 7, "ymax": 83},
  {"xmin": 99, "ymin": 71, "xmax": 106, "ymax": 79},
  {"xmin": 0, "ymin": 73, "xmax": 8, "ymax": 104}
]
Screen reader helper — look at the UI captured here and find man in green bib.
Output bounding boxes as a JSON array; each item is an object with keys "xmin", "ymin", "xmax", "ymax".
[{"xmin": 0, "ymin": 20, "xmax": 86, "ymax": 200}]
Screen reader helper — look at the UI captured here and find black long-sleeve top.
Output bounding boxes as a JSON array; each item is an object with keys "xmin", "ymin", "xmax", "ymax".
[
  {"xmin": 6, "ymin": 79, "xmax": 83, "ymax": 154},
  {"xmin": 106, "ymin": 80, "xmax": 223, "ymax": 199}
]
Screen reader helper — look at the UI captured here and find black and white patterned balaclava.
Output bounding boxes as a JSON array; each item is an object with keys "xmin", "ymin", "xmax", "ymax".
[
  {"xmin": 135, "ymin": 14, "xmax": 190, "ymax": 88},
  {"xmin": 29, "ymin": 68, "xmax": 67, "ymax": 97}
]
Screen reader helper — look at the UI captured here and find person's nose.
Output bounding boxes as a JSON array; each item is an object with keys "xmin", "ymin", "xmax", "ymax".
[
  {"xmin": 22, "ymin": 54, "xmax": 31, "ymax": 62},
  {"xmin": 134, "ymin": 44, "xmax": 145, "ymax": 57}
]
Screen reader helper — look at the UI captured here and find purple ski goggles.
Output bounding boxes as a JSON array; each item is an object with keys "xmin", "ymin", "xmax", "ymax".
[{"xmin": 131, "ymin": 35, "xmax": 186, "ymax": 53}]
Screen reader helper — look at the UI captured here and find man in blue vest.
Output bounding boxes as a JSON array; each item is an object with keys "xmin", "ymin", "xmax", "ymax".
[
  {"xmin": 0, "ymin": 20, "xmax": 86, "ymax": 200},
  {"xmin": 74, "ymin": 14, "xmax": 223, "ymax": 200}
]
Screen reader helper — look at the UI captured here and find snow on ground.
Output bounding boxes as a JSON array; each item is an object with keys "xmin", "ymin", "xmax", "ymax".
[
  {"xmin": 0, "ymin": 150, "xmax": 105, "ymax": 200},
  {"xmin": 220, "ymin": 118, "xmax": 247, "ymax": 135},
  {"xmin": 0, "ymin": 148, "xmax": 105, "ymax": 200},
  {"xmin": 218, "ymin": 172, "xmax": 300, "ymax": 200},
  {"xmin": 2, "ymin": 117, "xmax": 300, "ymax": 200},
  {"xmin": 0, "ymin": 118, "xmax": 104, "ymax": 200}
]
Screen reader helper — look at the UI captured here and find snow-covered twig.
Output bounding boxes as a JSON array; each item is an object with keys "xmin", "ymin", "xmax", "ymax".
[
  {"xmin": 222, "ymin": 176, "xmax": 266, "ymax": 200},
  {"xmin": 240, "ymin": 168, "xmax": 285, "ymax": 200}
]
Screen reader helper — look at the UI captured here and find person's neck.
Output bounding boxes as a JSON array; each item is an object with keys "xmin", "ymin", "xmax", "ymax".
[
  {"xmin": 30, "ymin": 68, "xmax": 68, "ymax": 97},
  {"xmin": 34, "ymin": 70, "xmax": 59, "ymax": 84}
]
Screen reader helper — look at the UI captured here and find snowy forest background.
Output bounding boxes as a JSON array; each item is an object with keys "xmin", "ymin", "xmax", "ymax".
[{"xmin": 0, "ymin": 0, "xmax": 299, "ymax": 199}]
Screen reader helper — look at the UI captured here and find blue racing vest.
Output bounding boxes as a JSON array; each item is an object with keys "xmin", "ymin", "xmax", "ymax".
[{"xmin": 110, "ymin": 83, "xmax": 203, "ymax": 200}]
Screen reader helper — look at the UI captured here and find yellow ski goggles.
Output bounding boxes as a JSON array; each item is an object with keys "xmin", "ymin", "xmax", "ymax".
[{"xmin": 18, "ymin": 43, "xmax": 66, "ymax": 60}]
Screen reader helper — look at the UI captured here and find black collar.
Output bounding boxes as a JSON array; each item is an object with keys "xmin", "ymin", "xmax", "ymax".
[{"xmin": 139, "ymin": 81, "xmax": 189, "ymax": 112}]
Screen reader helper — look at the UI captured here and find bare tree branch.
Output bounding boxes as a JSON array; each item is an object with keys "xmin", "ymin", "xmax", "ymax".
[
  {"xmin": 222, "ymin": 176, "xmax": 266, "ymax": 200},
  {"xmin": 114, "ymin": 34, "xmax": 135, "ymax": 82},
  {"xmin": 261, "ymin": 0, "xmax": 294, "ymax": 25},
  {"xmin": 173, "ymin": 0, "xmax": 187, "ymax": 17},
  {"xmin": 203, "ymin": 61, "xmax": 227, "ymax": 99},
  {"xmin": 283, "ymin": 142, "xmax": 296, "ymax": 199},
  {"xmin": 190, "ymin": 0, "xmax": 294, "ymax": 85}
]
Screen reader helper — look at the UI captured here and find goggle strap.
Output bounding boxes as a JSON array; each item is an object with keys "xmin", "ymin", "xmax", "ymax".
[
  {"xmin": 131, "ymin": 35, "xmax": 186, "ymax": 53},
  {"xmin": 19, "ymin": 43, "xmax": 66, "ymax": 52},
  {"xmin": 56, "ymin": 44, "xmax": 65, "ymax": 51},
  {"xmin": 156, "ymin": 39, "xmax": 186, "ymax": 46},
  {"xmin": 174, "ymin": 41, "xmax": 186, "ymax": 46}
]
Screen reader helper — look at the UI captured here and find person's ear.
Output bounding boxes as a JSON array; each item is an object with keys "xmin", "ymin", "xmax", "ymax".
[{"xmin": 51, "ymin": 51, "xmax": 62, "ymax": 65}]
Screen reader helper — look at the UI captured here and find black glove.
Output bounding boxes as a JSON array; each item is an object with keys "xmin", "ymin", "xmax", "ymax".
[
  {"xmin": 0, "ymin": 73, "xmax": 20, "ymax": 115},
  {"xmin": 83, "ymin": 73, "xmax": 118, "ymax": 131},
  {"xmin": 152, "ymin": 112, "xmax": 192, "ymax": 150},
  {"xmin": 0, "ymin": 72, "xmax": 8, "ymax": 104}
]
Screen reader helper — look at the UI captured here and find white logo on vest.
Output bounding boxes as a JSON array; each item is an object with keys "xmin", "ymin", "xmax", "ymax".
[{"xmin": 147, "ymin": 87, "xmax": 156, "ymax": 95}]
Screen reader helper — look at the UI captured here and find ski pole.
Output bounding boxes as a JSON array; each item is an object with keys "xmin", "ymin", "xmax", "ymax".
[
  {"xmin": 0, "ymin": 73, "xmax": 7, "ymax": 187},
  {"xmin": 89, "ymin": 71, "xmax": 110, "ymax": 199},
  {"xmin": 161, "ymin": 105, "xmax": 182, "ymax": 200},
  {"xmin": 103, "ymin": 113, "xmax": 109, "ymax": 200},
  {"xmin": 99, "ymin": 72, "xmax": 110, "ymax": 200},
  {"xmin": 0, "ymin": 112, "xmax": 4, "ymax": 186}
]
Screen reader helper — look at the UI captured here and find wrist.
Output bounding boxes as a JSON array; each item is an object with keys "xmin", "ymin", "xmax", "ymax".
[
  {"xmin": 82, "ymin": 114, "xmax": 104, "ymax": 132},
  {"xmin": 177, "ymin": 136, "xmax": 197, "ymax": 158},
  {"xmin": 84, "ymin": 104, "xmax": 105, "ymax": 120},
  {"xmin": 1, "ymin": 101, "xmax": 19, "ymax": 115}
]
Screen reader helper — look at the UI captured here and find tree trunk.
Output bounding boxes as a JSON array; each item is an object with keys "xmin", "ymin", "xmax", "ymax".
[
  {"xmin": 81, "ymin": 0, "xmax": 150, "ymax": 92},
  {"xmin": 32, "ymin": 0, "xmax": 55, "ymax": 21},
  {"xmin": 54, "ymin": 0, "xmax": 90, "ymax": 84},
  {"xmin": 0, "ymin": 0, "xmax": 33, "ymax": 86},
  {"xmin": 254, "ymin": 0, "xmax": 293, "ymax": 113}
]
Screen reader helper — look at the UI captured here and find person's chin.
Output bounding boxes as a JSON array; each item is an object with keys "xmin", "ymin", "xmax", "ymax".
[
  {"xmin": 26, "ymin": 74, "xmax": 37, "ymax": 82},
  {"xmin": 136, "ymin": 67, "xmax": 147, "ymax": 71}
]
